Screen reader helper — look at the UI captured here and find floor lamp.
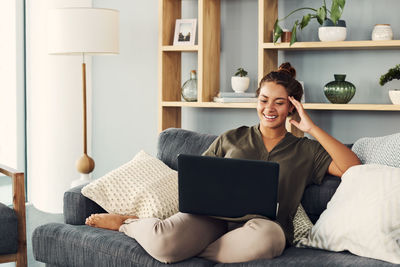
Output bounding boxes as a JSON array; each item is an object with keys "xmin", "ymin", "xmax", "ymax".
[{"xmin": 47, "ymin": 7, "xmax": 119, "ymax": 187}]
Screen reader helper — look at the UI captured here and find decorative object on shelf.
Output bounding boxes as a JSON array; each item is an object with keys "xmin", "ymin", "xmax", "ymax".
[
  {"xmin": 231, "ymin": 68, "xmax": 250, "ymax": 93},
  {"xmin": 48, "ymin": 7, "xmax": 119, "ymax": 187},
  {"xmin": 218, "ymin": 92, "xmax": 256, "ymax": 98},
  {"xmin": 379, "ymin": 64, "xmax": 400, "ymax": 104},
  {"xmin": 318, "ymin": 19, "xmax": 347, "ymax": 41},
  {"xmin": 372, "ymin": 24, "xmax": 393, "ymax": 41},
  {"xmin": 213, "ymin": 97, "xmax": 257, "ymax": 103},
  {"xmin": 273, "ymin": 0, "xmax": 346, "ymax": 45},
  {"xmin": 181, "ymin": 70, "xmax": 198, "ymax": 102},
  {"xmin": 173, "ymin": 19, "xmax": 197, "ymax": 46},
  {"xmin": 281, "ymin": 29, "xmax": 293, "ymax": 43},
  {"xmin": 324, "ymin": 74, "xmax": 356, "ymax": 104}
]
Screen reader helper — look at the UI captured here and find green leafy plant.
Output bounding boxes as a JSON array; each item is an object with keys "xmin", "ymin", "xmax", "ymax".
[
  {"xmin": 380, "ymin": 64, "xmax": 400, "ymax": 86},
  {"xmin": 234, "ymin": 68, "xmax": 248, "ymax": 77},
  {"xmin": 273, "ymin": 0, "xmax": 346, "ymax": 45}
]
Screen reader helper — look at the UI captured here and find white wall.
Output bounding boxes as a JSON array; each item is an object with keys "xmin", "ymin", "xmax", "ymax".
[
  {"xmin": 26, "ymin": 0, "xmax": 92, "ymax": 213},
  {"xmin": 92, "ymin": 0, "xmax": 158, "ymax": 178},
  {"xmin": 0, "ymin": 0, "xmax": 25, "ymax": 206}
]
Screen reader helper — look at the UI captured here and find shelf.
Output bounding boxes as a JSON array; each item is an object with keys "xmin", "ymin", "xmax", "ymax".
[
  {"xmin": 162, "ymin": 101, "xmax": 256, "ymax": 108},
  {"xmin": 162, "ymin": 101, "xmax": 400, "ymax": 111},
  {"xmin": 262, "ymin": 40, "xmax": 400, "ymax": 50},
  {"xmin": 162, "ymin": 45, "xmax": 199, "ymax": 52}
]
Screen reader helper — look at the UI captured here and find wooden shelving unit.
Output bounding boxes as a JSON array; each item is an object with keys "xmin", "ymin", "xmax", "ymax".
[{"xmin": 158, "ymin": 0, "xmax": 400, "ymax": 133}]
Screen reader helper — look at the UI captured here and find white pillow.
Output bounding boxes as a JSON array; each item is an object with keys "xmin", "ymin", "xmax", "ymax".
[
  {"xmin": 352, "ymin": 132, "xmax": 400, "ymax": 168},
  {"xmin": 82, "ymin": 150, "xmax": 178, "ymax": 220},
  {"xmin": 298, "ymin": 164, "xmax": 400, "ymax": 264}
]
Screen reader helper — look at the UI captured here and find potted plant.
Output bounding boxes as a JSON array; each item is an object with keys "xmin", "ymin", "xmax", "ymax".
[
  {"xmin": 273, "ymin": 0, "xmax": 346, "ymax": 45},
  {"xmin": 231, "ymin": 68, "xmax": 250, "ymax": 93},
  {"xmin": 379, "ymin": 64, "xmax": 400, "ymax": 104}
]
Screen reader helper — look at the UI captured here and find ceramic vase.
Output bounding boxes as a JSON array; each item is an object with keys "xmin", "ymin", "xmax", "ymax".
[
  {"xmin": 318, "ymin": 19, "xmax": 347, "ymax": 42},
  {"xmin": 324, "ymin": 74, "xmax": 356, "ymax": 104},
  {"xmin": 372, "ymin": 24, "xmax": 393, "ymax": 41},
  {"xmin": 181, "ymin": 70, "xmax": 198, "ymax": 101}
]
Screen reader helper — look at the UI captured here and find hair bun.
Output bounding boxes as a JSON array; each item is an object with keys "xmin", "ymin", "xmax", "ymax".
[{"xmin": 278, "ymin": 62, "xmax": 296, "ymax": 79}]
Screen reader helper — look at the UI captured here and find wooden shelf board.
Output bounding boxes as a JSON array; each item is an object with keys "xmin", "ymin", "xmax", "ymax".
[
  {"xmin": 162, "ymin": 101, "xmax": 257, "ymax": 108},
  {"xmin": 162, "ymin": 101, "xmax": 400, "ymax": 111},
  {"xmin": 263, "ymin": 40, "xmax": 400, "ymax": 50},
  {"xmin": 303, "ymin": 103, "xmax": 400, "ymax": 111},
  {"xmin": 162, "ymin": 45, "xmax": 199, "ymax": 52}
]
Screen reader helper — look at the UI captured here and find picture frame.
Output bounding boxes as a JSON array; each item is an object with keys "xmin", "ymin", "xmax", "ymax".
[{"xmin": 173, "ymin": 19, "xmax": 197, "ymax": 46}]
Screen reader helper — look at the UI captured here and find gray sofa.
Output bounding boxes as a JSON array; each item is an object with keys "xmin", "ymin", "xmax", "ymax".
[{"xmin": 32, "ymin": 128, "xmax": 398, "ymax": 266}]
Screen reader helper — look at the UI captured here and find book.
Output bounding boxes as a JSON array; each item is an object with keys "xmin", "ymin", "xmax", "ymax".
[
  {"xmin": 218, "ymin": 92, "xmax": 256, "ymax": 98},
  {"xmin": 213, "ymin": 97, "xmax": 258, "ymax": 103}
]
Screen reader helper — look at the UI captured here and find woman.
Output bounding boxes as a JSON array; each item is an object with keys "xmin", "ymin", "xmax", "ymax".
[{"xmin": 86, "ymin": 62, "xmax": 360, "ymax": 264}]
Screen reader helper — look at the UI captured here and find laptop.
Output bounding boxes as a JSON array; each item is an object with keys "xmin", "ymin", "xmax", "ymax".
[{"xmin": 177, "ymin": 154, "xmax": 279, "ymax": 221}]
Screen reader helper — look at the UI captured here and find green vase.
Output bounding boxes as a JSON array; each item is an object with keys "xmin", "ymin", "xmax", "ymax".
[{"xmin": 324, "ymin": 74, "xmax": 356, "ymax": 104}]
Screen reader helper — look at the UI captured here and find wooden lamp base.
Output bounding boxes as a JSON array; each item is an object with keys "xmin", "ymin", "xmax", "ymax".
[{"xmin": 76, "ymin": 153, "xmax": 95, "ymax": 174}]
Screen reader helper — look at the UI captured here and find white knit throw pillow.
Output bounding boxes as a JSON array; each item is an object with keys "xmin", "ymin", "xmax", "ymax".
[
  {"xmin": 297, "ymin": 164, "xmax": 400, "ymax": 264},
  {"xmin": 82, "ymin": 150, "xmax": 178, "ymax": 219}
]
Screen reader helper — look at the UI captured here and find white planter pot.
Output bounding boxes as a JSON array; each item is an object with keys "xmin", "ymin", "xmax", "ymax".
[
  {"xmin": 318, "ymin": 26, "xmax": 347, "ymax": 42},
  {"xmin": 231, "ymin": 76, "xmax": 250, "ymax": 93},
  {"xmin": 389, "ymin": 90, "xmax": 400, "ymax": 104}
]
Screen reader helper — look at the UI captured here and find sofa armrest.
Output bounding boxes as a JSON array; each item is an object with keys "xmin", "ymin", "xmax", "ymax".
[{"xmin": 63, "ymin": 184, "xmax": 106, "ymax": 225}]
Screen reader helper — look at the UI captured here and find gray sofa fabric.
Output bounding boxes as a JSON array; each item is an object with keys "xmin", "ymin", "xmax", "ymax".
[
  {"xmin": 63, "ymin": 184, "xmax": 106, "ymax": 225},
  {"xmin": 32, "ymin": 128, "xmax": 400, "ymax": 266},
  {"xmin": 0, "ymin": 202, "xmax": 18, "ymax": 254},
  {"xmin": 32, "ymin": 223, "xmax": 215, "ymax": 267}
]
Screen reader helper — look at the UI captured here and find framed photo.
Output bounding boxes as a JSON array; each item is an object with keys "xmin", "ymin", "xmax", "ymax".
[{"xmin": 173, "ymin": 19, "xmax": 197, "ymax": 46}]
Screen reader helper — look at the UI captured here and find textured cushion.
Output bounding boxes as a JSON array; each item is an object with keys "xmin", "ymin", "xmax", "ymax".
[
  {"xmin": 298, "ymin": 164, "xmax": 400, "ymax": 264},
  {"xmin": 0, "ymin": 203, "xmax": 18, "ymax": 254},
  {"xmin": 352, "ymin": 132, "xmax": 400, "ymax": 167},
  {"xmin": 293, "ymin": 204, "xmax": 313, "ymax": 246},
  {"xmin": 32, "ymin": 223, "xmax": 214, "ymax": 267},
  {"xmin": 82, "ymin": 150, "xmax": 178, "ymax": 219}
]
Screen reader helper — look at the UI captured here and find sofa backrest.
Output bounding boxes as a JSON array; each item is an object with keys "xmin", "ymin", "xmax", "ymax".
[
  {"xmin": 157, "ymin": 128, "xmax": 217, "ymax": 170},
  {"xmin": 156, "ymin": 127, "xmax": 341, "ymax": 223}
]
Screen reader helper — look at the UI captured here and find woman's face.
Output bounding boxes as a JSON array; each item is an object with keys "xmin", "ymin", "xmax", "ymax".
[{"xmin": 257, "ymin": 82, "xmax": 293, "ymax": 130}]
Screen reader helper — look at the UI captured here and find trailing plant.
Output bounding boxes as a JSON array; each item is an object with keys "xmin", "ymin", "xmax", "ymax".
[
  {"xmin": 274, "ymin": 0, "xmax": 346, "ymax": 45},
  {"xmin": 379, "ymin": 64, "xmax": 400, "ymax": 86},
  {"xmin": 234, "ymin": 68, "xmax": 248, "ymax": 77}
]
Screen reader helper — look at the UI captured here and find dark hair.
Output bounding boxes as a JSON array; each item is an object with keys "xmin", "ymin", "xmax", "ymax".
[{"xmin": 256, "ymin": 62, "xmax": 303, "ymax": 103}]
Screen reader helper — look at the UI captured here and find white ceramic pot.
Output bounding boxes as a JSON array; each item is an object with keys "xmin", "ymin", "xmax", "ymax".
[
  {"xmin": 388, "ymin": 90, "xmax": 400, "ymax": 104},
  {"xmin": 231, "ymin": 76, "xmax": 250, "ymax": 93},
  {"xmin": 318, "ymin": 26, "xmax": 347, "ymax": 42},
  {"xmin": 372, "ymin": 24, "xmax": 393, "ymax": 41}
]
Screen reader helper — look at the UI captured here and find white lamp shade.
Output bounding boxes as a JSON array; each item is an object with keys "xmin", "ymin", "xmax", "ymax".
[{"xmin": 47, "ymin": 8, "xmax": 119, "ymax": 55}]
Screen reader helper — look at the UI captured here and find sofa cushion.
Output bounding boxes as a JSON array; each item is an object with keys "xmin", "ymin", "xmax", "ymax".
[
  {"xmin": 301, "ymin": 175, "xmax": 341, "ymax": 224},
  {"xmin": 352, "ymin": 132, "xmax": 400, "ymax": 168},
  {"xmin": 298, "ymin": 164, "xmax": 400, "ymax": 264},
  {"xmin": 214, "ymin": 247, "xmax": 400, "ymax": 266},
  {"xmin": 0, "ymin": 203, "xmax": 18, "ymax": 254},
  {"xmin": 82, "ymin": 150, "xmax": 178, "ymax": 219},
  {"xmin": 32, "ymin": 223, "xmax": 215, "ymax": 267},
  {"xmin": 157, "ymin": 128, "xmax": 217, "ymax": 171}
]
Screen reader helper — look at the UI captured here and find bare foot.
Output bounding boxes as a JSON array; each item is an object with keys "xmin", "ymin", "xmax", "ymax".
[{"xmin": 85, "ymin": 213, "xmax": 138, "ymax": 231}]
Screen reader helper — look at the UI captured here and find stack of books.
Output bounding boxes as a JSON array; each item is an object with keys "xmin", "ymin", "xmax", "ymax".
[{"xmin": 213, "ymin": 92, "xmax": 257, "ymax": 103}]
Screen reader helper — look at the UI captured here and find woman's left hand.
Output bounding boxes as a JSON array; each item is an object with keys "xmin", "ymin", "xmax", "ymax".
[{"xmin": 288, "ymin": 96, "xmax": 316, "ymax": 134}]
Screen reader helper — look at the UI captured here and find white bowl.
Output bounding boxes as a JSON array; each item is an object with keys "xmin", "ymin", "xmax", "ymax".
[
  {"xmin": 231, "ymin": 76, "xmax": 250, "ymax": 93},
  {"xmin": 389, "ymin": 90, "xmax": 400, "ymax": 104},
  {"xmin": 318, "ymin": 26, "xmax": 347, "ymax": 42}
]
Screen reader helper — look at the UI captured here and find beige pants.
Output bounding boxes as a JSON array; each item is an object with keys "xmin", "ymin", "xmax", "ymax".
[{"xmin": 119, "ymin": 212, "xmax": 286, "ymax": 264}]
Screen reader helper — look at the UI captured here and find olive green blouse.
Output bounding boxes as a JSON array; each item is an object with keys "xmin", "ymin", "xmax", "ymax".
[{"xmin": 202, "ymin": 125, "xmax": 332, "ymax": 245}]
